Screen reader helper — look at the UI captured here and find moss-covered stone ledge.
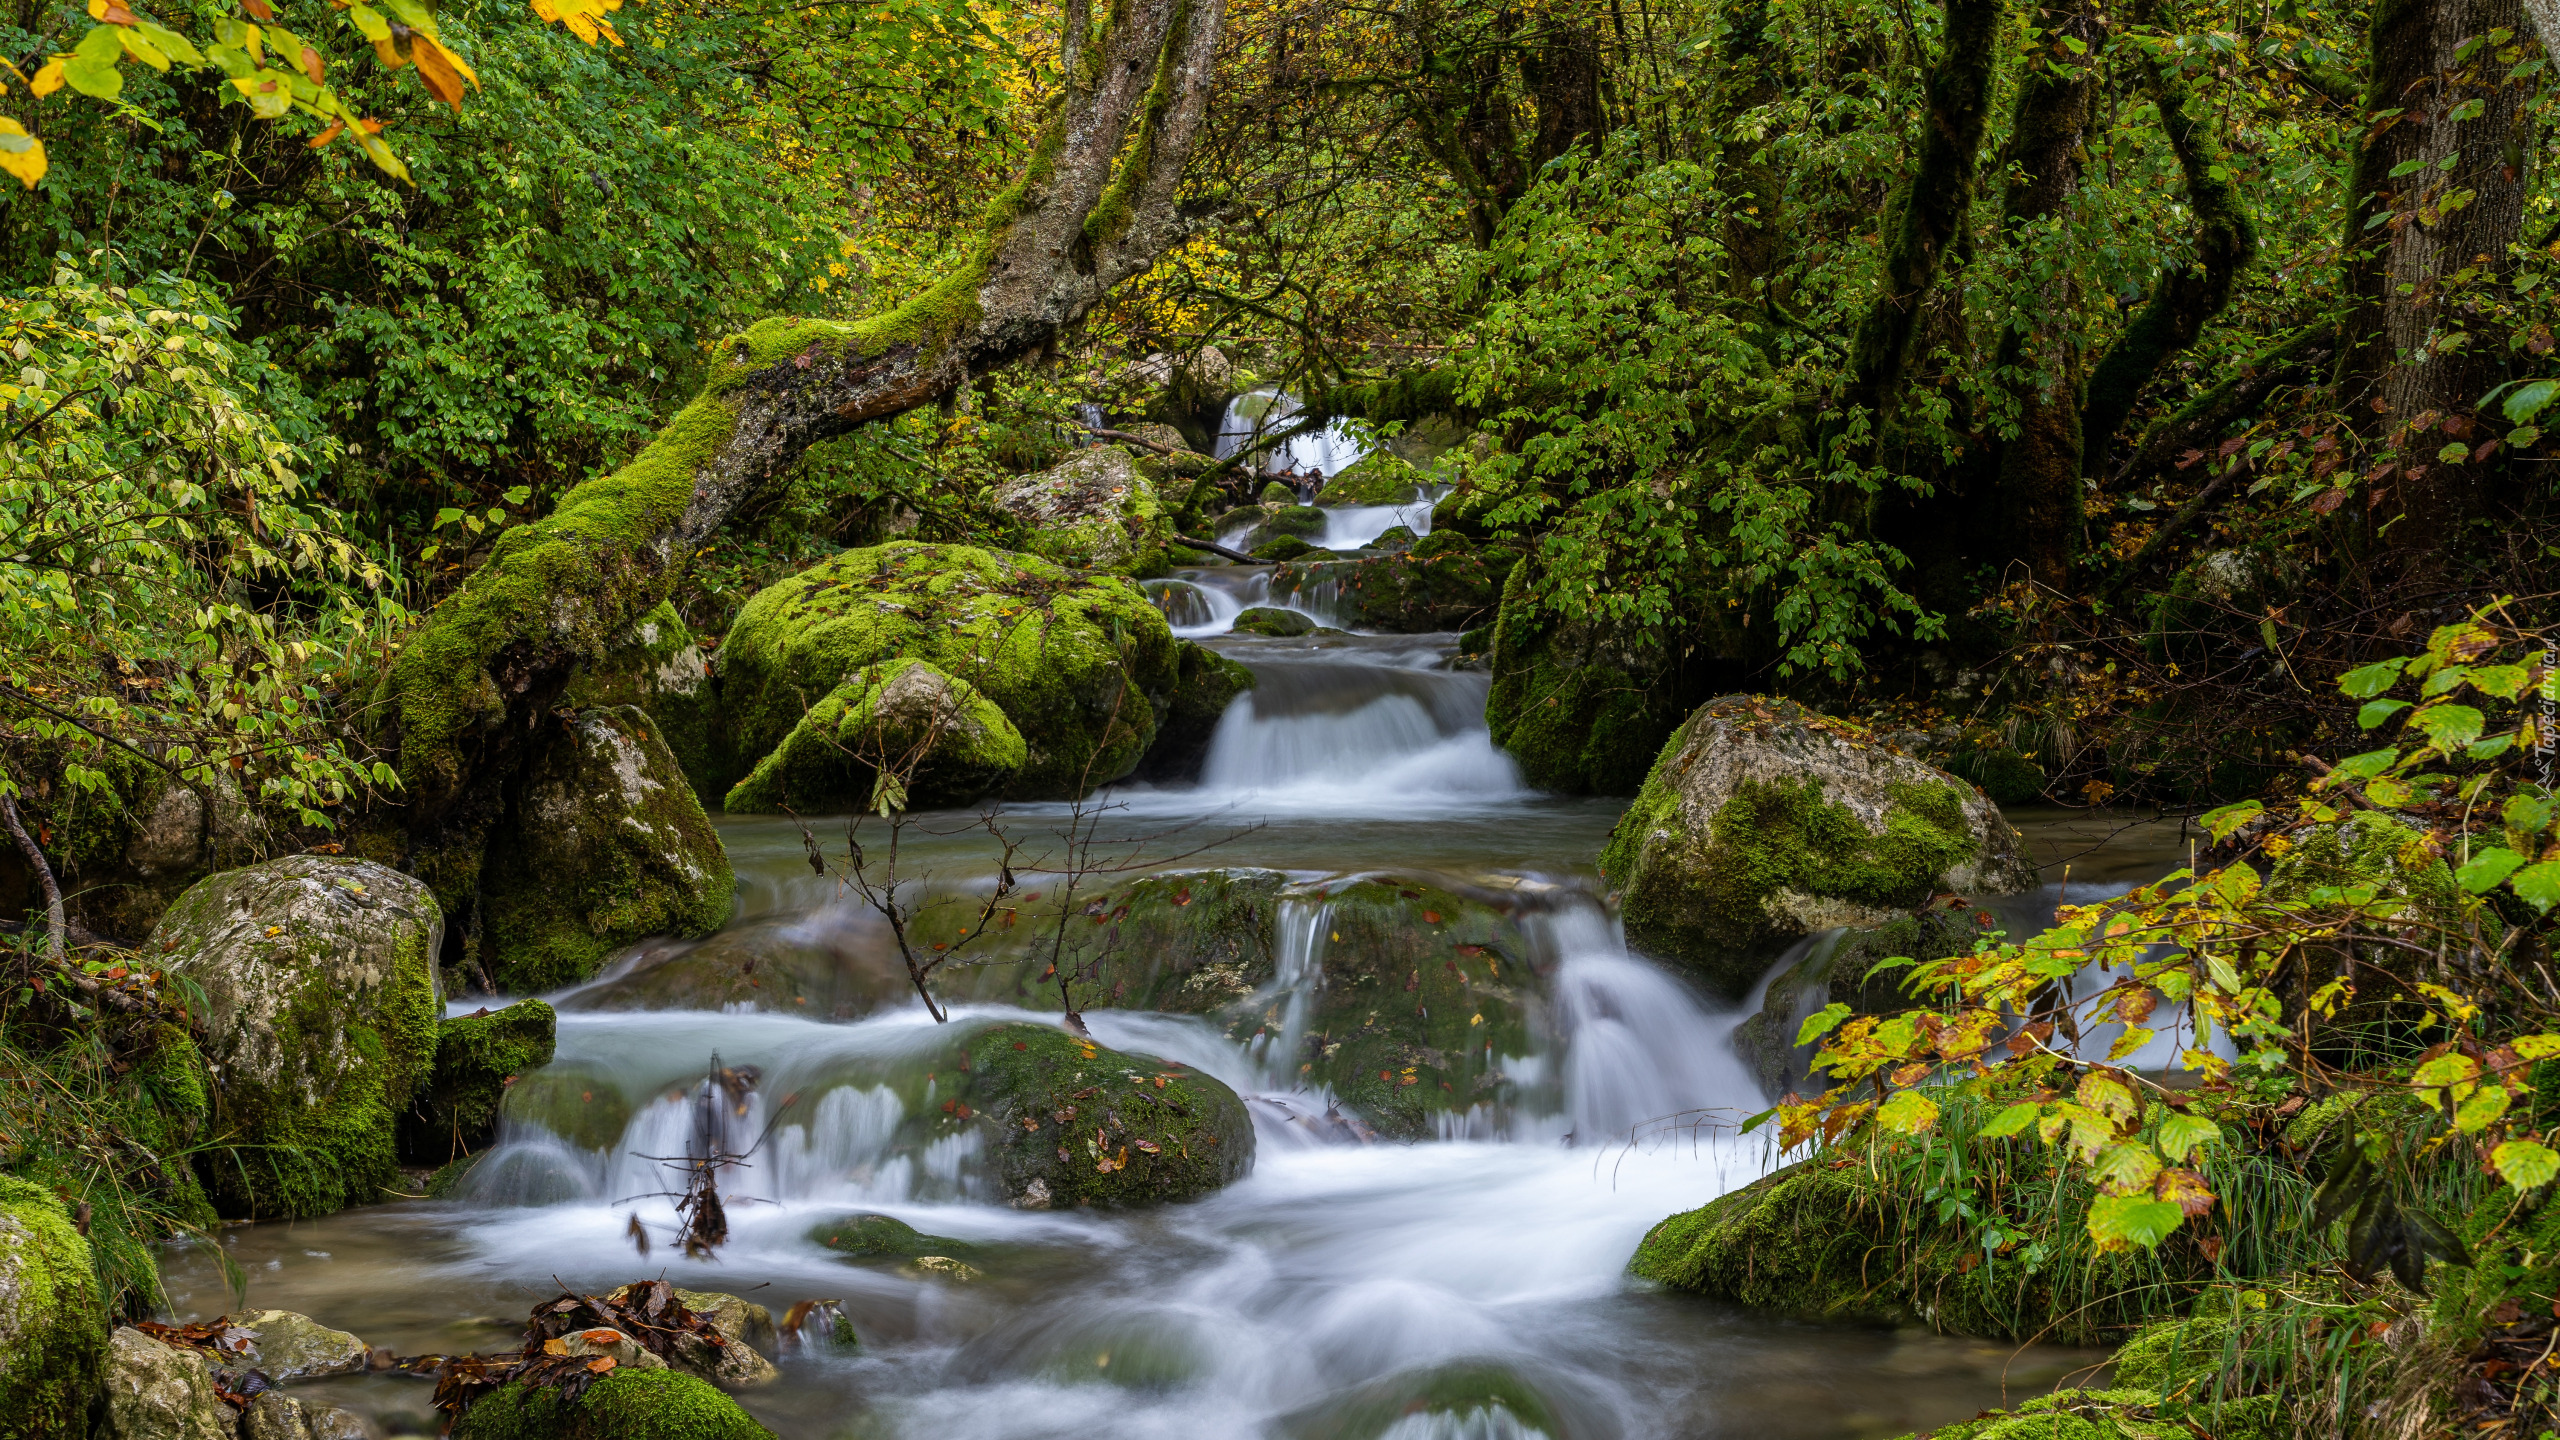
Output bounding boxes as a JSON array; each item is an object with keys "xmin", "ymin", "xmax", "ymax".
[
  {"xmin": 1599, "ymin": 695, "xmax": 2038, "ymax": 997},
  {"xmin": 0, "ymin": 1175, "xmax": 107, "ymax": 1440}
]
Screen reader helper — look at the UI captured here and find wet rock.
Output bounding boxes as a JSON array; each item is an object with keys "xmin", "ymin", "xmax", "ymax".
[
  {"xmin": 1600, "ymin": 696, "xmax": 2037, "ymax": 997},
  {"xmin": 154, "ymin": 857, "xmax": 444, "ymax": 1218},
  {"xmin": 101, "ymin": 1326, "xmax": 228, "ymax": 1440},
  {"xmin": 1256, "ymin": 481, "xmax": 1296, "ymax": 505},
  {"xmin": 479, "ymin": 705, "xmax": 735, "ymax": 993},
  {"xmin": 944, "ymin": 868, "xmax": 1290, "ymax": 1016},
  {"xmin": 1262, "ymin": 504, "xmax": 1329, "ymax": 541},
  {"xmin": 563, "ymin": 599, "xmax": 724, "ymax": 805},
  {"xmin": 717, "ymin": 542, "xmax": 1180, "ymax": 801},
  {"xmin": 1485, "ymin": 558, "xmax": 1718, "ymax": 795},
  {"xmin": 452, "ymin": 1367, "xmax": 771, "ymax": 1440},
  {"xmin": 555, "ymin": 912, "xmax": 912, "ymax": 1019},
  {"xmin": 954, "ymin": 1023, "xmax": 1253, "ymax": 1208},
  {"xmin": 723, "ymin": 657, "xmax": 1027, "ymax": 814},
  {"xmin": 489, "ymin": 1064, "xmax": 636, "ymax": 1153},
  {"xmin": 604, "ymin": 1286, "xmax": 779, "ymax": 1388},
  {"xmin": 555, "ymin": 1328, "xmax": 668, "ymax": 1371},
  {"xmin": 1314, "ymin": 452, "xmax": 1428, "ymax": 506},
  {"xmin": 0, "ymin": 1176, "xmax": 107, "ymax": 1437},
  {"xmin": 234, "ymin": 1308, "xmax": 368, "ymax": 1382},
  {"xmin": 1367, "ymin": 524, "xmax": 1418, "ymax": 552},
  {"xmin": 241, "ymin": 1391, "xmax": 376, "ymax": 1440},
  {"xmin": 985, "ymin": 445, "xmax": 1175, "ymax": 577},
  {"xmin": 1285, "ymin": 1361, "xmax": 1564, "ymax": 1440},
  {"xmin": 809, "ymin": 1213, "xmax": 984, "ymax": 1265},
  {"xmin": 1130, "ymin": 642, "xmax": 1254, "ymax": 784},
  {"xmin": 402, "ymin": 1000, "xmax": 558, "ymax": 1165},
  {"xmin": 1267, "ymin": 541, "xmax": 1511, "ymax": 634},
  {"xmin": 1232, "ymin": 606, "xmax": 1316, "ymax": 637}
]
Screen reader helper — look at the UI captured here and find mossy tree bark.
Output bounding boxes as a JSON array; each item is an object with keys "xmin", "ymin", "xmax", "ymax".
[
  {"xmin": 379, "ymin": 0, "xmax": 1224, "ymax": 887},
  {"xmin": 1833, "ymin": 0, "xmax": 2004, "ymax": 451},
  {"xmin": 2328, "ymin": 0, "xmax": 2529, "ymax": 572},
  {"xmin": 2078, "ymin": 33, "xmax": 2258, "ymax": 478},
  {"xmin": 1986, "ymin": 0, "xmax": 2101, "ymax": 588},
  {"xmin": 1401, "ymin": 5, "xmax": 1611, "ymax": 249}
]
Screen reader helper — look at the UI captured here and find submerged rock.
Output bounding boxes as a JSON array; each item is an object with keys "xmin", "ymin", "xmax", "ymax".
[
  {"xmin": 1250, "ymin": 533, "xmax": 1319, "ymax": 563},
  {"xmin": 479, "ymin": 705, "xmax": 735, "ymax": 993},
  {"xmin": 723, "ymin": 656, "xmax": 1027, "ymax": 814},
  {"xmin": 956, "ymin": 1023, "xmax": 1253, "ymax": 1209},
  {"xmin": 154, "ymin": 857, "xmax": 443, "ymax": 1217},
  {"xmin": 1600, "ymin": 696, "xmax": 2037, "ymax": 997},
  {"xmin": 809, "ymin": 1213, "xmax": 983, "ymax": 1264},
  {"xmin": 1262, "ymin": 504, "xmax": 1330, "ymax": 540},
  {"xmin": 453, "ymin": 1367, "xmax": 772, "ymax": 1440},
  {"xmin": 233, "ymin": 1307, "xmax": 368, "ymax": 1382},
  {"xmin": 1284, "ymin": 1361, "xmax": 1565, "ymax": 1440},
  {"xmin": 1232, "ymin": 606, "xmax": 1316, "ymax": 637},
  {"xmin": 101, "ymin": 1326, "xmax": 226, "ymax": 1440},
  {"xmin": 717, "ymin": 542, "xmax": 1180, "ymax": 802},
  {"xmin": 403, "ymin": 1000, "xmax": 559, "ymax": 1165},
  {"xmin": 985, "ymin": 445, "xmax": 1176, "ymax": 577},
  {"xmin": 240, "ymin": 1391, "xmax": 375, "ymax": 1440},
  {"xmin": 0, "ymin": 1176, "xmax": 107, "ymax": 1439}
]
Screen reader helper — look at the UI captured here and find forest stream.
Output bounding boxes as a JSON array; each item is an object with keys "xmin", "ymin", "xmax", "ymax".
[{"xmin": 152, "ymin": 575, "xmax": 2192, "ymax": 1440}]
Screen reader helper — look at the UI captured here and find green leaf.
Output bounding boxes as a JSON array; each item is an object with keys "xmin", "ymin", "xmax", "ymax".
[
  {"xmin": 63, "ymin": 52, "xmax": 123, "ymax": 99},
  {"xmin": 1796, "ymin": 1002, "xmax": 1853, "ymax": 1047},
  {"xmin": 2413, "ymin": 1052, "xmax": 2481, "ymax": 1088},
  {"xmin": 2493, "ymin": 1138, "xmax": 2560, "ymax": 1191},
  {"xmin": 2200, "ymin": 801, "xmax": 2263, "ymax": 841},
  {"xmin": 2358, "ymin": 699, "xmax": 2411, "ymax": 729},
  {"xmin": 2505, "ymin": 792, "xmax": 2556, "ymax": 837},
  {"xmin": 2413, "ymin": 703, "xmax": 2486, "ymax": 752},
  {"xmin": 2339, "ymin": 659, "xmax": 2408, "ymax": 698},
  {"xmin": 2437, "ymin": 441, "xmax": 2471, "ymax": 464},
  {"xmin": 1877, "ymin": 1089, "xmax": 1940, "ymax": 1135},
  {"xmin": 2512, "ymin": 861, "xmax": 2560, "ymax": 914},
  {"xmin": 2455, "ymin": 1085, "xmax": 2511, "ymax": 1133},
  {"xmin": 2088, "ymin": 1193, "xmax": 2186, "ymax": 1251},
  {"xmin": 2160, "ymin": 1113, "xmax": 2221, "ymax": 1161},
  {"xmin": 2329, "ymin": 748, "xmax": 2398, "ymax": 781},
  {"xmin": 347, "ymin": 4, "xmax": 393, "ymax": 41},
  {"xmin": 2502, "ymin": 379, "xmax": 2560, "ymax": 425},
  {"xmin": 1980, "ymin": 1101, "xmax": 2042, "ymax": 1139},
  {"xmin": 134, "ymin": 19, "xmax": 204, "ymax": 65},
  {"xmin": 2458, "ymin": 847, "xmax": 2526, "ymax": 893},
  {"xmin": 74, "ymin": 23, "xmax": 124, "ymax": 62}
]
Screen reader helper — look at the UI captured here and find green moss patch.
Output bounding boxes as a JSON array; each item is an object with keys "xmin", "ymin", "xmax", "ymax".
[
  {"xmin": 454, "ymin": 1367, "xmax": 774, "ymax": 1440},
  {"xmin": 953, "ymin": 1022, "xmax": 1253, "ymax": 1209},
  {"xmin": 724, "ymin": 657, "xmax": 1026, "ymax": 813},
  {"xmin": 0, "ymin": 1174, "xmax": 108, "ymax": 1440},
  {"xmin": 402, "ymin": 1000, "xmax": 559, "ymax": 1166}
]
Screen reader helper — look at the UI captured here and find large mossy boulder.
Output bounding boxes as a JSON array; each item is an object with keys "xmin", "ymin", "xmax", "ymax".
[
  {"xmin": 0, "ymin": 1176, "xmax": 107, "ymax": 1439},
  {"xmin": 401, "ymin": 1000, "xmax": 559, "ymax": 1165},
  {"xmin": 953, "ymin": 1023, "xmax": 1253, "ymax": 1209},
  {"xmin": 1599, "ymin": 696, "xmax": 2037, "ymax": 997},
  {"xmin": 561, "ymin": 600, "xmax": 725, "ymax": 804},
  {"xmin": 716, "ymin": 542, "xmax": 1180, "ymax": 802},
  {"xmin": 723, "ymin": 657, "xmax": 1026, "ymax": 814},
  {"xmin": 1485, "ymin": 559, "xmax": 1715, "ymax": 796},
  {"xmin": 453, "ymin": 1367, "xmax": 773, "ymax": 1440},
  {"xmin": 1266, "ymin": 536, "xmax": 1510, "ymax": 634},
  {"xmin": 479, "ymin": 706, "xmax": 734, "ymax": 994},
  {"xmin": 984, "ymin": 445, "xmax": 1176, "ymax": 577},
  {"xmin": 154, "ymin": 857, "xmax": 443, "ymax": 1217}
]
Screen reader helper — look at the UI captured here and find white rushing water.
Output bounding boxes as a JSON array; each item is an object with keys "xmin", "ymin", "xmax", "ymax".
[{"xmin": 1215, "ymin": 388, "xmax": 1370, "ymax": 481}]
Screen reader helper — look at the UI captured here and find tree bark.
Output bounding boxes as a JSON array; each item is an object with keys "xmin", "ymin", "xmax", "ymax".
[
  {"xmin": 378, "ymin": 0, "xmax": 1226, "ymax": 849},
  {"xmin": 1988, "ymin": 0, "xmax": 2102, "ymax": 587}
]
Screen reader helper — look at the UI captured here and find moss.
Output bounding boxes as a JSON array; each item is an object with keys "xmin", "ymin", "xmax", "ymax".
[
  {"xmin": 562, "ymin": 601, "xmax": 727, "ymax": 807},
  {"xmin": 479, "ymin": 707, "xmax": 735, "ymax": 993},
  {"xmin": 984, "ymin": 447, "xmax": 1178, "ymax": 577},
  {"xmin": 1484, "ymin": 560, "xmax": 1695, "ymax": 796},
  {"xmin": 1250, "ymin": 534, "xmax": 1319, "ymax": 562},
  {"xmin": 1266, "ymin": 544, "xmax": 1511, "ymax": 635},
  {"xmin": 0, "ymin": 1174, "xmax": 108, "ymax": 1440},
  {"xmin": 156, "ymin": 860, "xmax": 444, "ymax": 1219},
  {"xmin": 1369, "ymin": 525, "xmax": 1417, "ymax": 551},
  {"xmin": 1262, "ymin": 505, "xmax": 1329, "ymax": 540},
  {"xmin": 454, "ymin": 1367, "xmax": 774, "ymax": 1440},
  {"xmin": 956, "ymin": 1022, "xmax": 1253, "ymax": 1208},
  {"xmin": 1287, "ymin": 1362, "xmax": 1561, "ymax": 1440},
  {"xmin": 809, "ymin": 1212, "xmax": 981, "ymax": 1263},
  {"xmin": 716, "ymin": 542, "xmax": 1179, "ymax": 801},
  {"xmin": 1314, "ymin": 453, "xmax": 1428, "ymax": 506},
  {"xmin": 1878, "ymin": 1388, "xmax": 2210, "ymax": 1440},
  {"xmin": 495, "ymin": 1065, "xmax": 635, "ymax": 1153},
  {"xmin": 1256, "ymin": 482, "xmax": 1295, "ymax": 504},
  {"xmin": 401, "ymin": 1001, "xmax": 558, "ymax": 1166},
  {"xmin": 1232, "ymin": 607, "xmax": 1316, "ymax": 637},
  {"xmin": 424, "ymin": 1150, "xmax": 484, "ymax": 1199},
  {"xmin": 724, "ymin": 658, "xmax": 1027, "ymax": 814}
]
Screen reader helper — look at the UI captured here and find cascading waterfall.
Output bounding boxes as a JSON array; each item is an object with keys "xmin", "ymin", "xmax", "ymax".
[
  {"xmin": 1215, "ymin": 388, "xmax": 1368, "ymax": 478},
  {"xmin": 1192, "ymin": 658, "xmax": 1526, "ymax": 810}
]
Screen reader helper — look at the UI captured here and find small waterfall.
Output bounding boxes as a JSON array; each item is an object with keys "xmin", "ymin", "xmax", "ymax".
[
  {"xmin": 1142, "ymin": 577, "xmax": 1245, "ymax": 637},
  {"xmin": 1215, "ymin": 389, "xmax": 1368, "ymax": 477},
  {"xmin": 1314, "ymin": 493, "xmax": 1440, "ymax": 551},
  {"xmin": 1195, "ymin": 661, "xmax": 1524, "ymax": 809},
  {"xmin": 1253, "ymin": 899, "xmax": 1335, "ymax": 1090},
  {"xmin": 1534, "ymin": 903, "xmax": 1762, "ymax": 1144}
]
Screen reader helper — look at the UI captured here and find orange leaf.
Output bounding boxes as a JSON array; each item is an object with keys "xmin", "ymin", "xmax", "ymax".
[
  {"xmin": 298, "ymin": 44, "xmax": 323, "ymax": 82},
  {"xmin": 542, "ymin": 1338, "xmax": 567, "ymax": 1356},
  {"xmin": 586, "ymin": 1356, "xmax": 616, "ymax": 1373},
  {"xmin": 242, "ymin": 0, "xmax": 275, "ymax": 17},
  {"xmin": 410, "ymin": 35, "xmax": 465, "ymax": 108},
  {"xmin": 307, "ymin": 118, "xmax": 345, "ymax": 147},
  {"xmin": 581, "ymin": 1329, "xmax": 622, "ymax": 1345}
]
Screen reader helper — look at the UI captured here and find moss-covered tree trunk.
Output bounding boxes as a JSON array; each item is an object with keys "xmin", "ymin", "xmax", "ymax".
[
  {"xmin": 1986, "ymin": 0, "xmax": 2101, "ymax": 588},
  {"xmin": 2329, "ymin": 0, "xmax": 2529, "ymax": 572},
  {"xmin": 376, "ymin": 0, "xmax": 1224, "ymax": 898},
  {"xmin": 2078, "ymin": 38, "xmax": 2257, "ymax": 476},
  {"xmin": 1832, "ymin": 0, "xmax": 2004, "ymax": 447}
]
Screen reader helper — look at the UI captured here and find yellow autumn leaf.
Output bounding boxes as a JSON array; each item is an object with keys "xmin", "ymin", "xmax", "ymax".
[
  {"xmin": 31, "ymin": 58, "xmax": 67, "ymax": 96},
  {"xmin": 0, "ymin": 118, "xmax": 43, "ymax": 188}
]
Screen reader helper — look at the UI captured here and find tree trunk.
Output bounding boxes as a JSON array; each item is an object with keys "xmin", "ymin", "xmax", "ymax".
[
  {"xmin": 377, "ymin": 0, "xmax": 1225, "ymax": 867},
  {"xmin": 1988, "ymin": 0, "xmax": 2102, "ymax": 588},
  {"xmin": 2353, "ymin": 0, "xmax": 2530, "ymax": 567},
  {"xmin": 1835, "ymin": 0, "xmax": 2004, "ymax": 448}
]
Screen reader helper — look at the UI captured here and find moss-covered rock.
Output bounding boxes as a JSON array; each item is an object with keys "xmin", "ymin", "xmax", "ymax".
[
  {"xmin": 985, "ymin": 446, "xmax": 1176, "ymax": 577},
  {"xmin": 479, "ymin": 706, "xmax": 734, "ymax": 994},
  {"xmin": 1233, "ymin": 607, "xmax": 1316, "ymax": 637},
  {"xmin": 1314, "ymin": 452, "xmax": 1428, "ymax": 506},
  {"xmin": 1282, "ymin": 1361, "xmax": 1561, "ymax": 1440},
  {"xmin": 0, "ymin": 1176, "xmax": 107, "ymax": 1439},
  {"xmin": 1484, "ymin": 559, "xmax": 1712, "ymax": 796},
  {"xmin": 1599, "ymin": 696, "xmax": 2037, "ymax": 997},
  {"xmin": 809, "ymin": 1212, "xmax": 984, "ymax": 1264},
  {"xmin": 1130, "ymin": 642, "xmax": 1253, "ymax": 784},
  {"xmin": 1874, "ymin": 1388, "xmax": 2256, "ymax": 1440},
  {"xmin": 402, "ymin": 1000, "xmax": 559, "ymax": 1166},
  {"xmin": 722, "ymin": 657, "xmax": 1027, "ymax": 814},
  {"xmin": 562, "ymin": 600, "xmax": 727, "ymax": 806},
  {"xmin": 154, "ymin": 857, "xmax": 444, "ymax": 1218},
  {"xmin": 951, "ymin": 1023, "xmax": 1253, "ymax": 1209},
  {"xmin": 1250, "ymin": 534, "xmax": 1320, "ymax": 563},
  {"xmin": 1256, "ymin": 481, "xmax": 1296, "ymax": 505},
  {"xmin": 554, "ymin": 915, "xmax": 914, "ymax": 1018},
  {"xmin": 101, "ymin": 1324, "xmax": 225, "ymax": 1440},
  {"xmin": 1368, "ymin": 525, "xmax": 1418, "ymax": 552},
  {"xmin": 1262, "ymin": 504, "xmax": 1330, "ymax": 540},
  {"xmin": 716, "ymin": 542, "xmax": 1180, "ymax": 801},
  {"xmin": 1266, "ymin": 543, "xmax": 1510, "ymax": 634},
  {"xmin": 453, "ymin": 1367, "xmax": 774, "ymax": 1440}
]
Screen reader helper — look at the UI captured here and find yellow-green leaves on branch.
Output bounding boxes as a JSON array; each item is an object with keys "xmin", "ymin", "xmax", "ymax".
[{"xmin": 530, "ymin": 0, "xmax": 625, "ymax": 47}]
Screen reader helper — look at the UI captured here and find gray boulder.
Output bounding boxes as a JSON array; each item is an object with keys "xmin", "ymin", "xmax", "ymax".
[
  {"xmin": 234, "ymin": 1308, "xmax": 367, "ymax": 1382},
  {"xmin": 101, "ymin": 1327, "xmax": 229, "ymax": 1440},
  {"xmin": 154, "ymin": 857, "xmax": 444, "ymax": 1218}
]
